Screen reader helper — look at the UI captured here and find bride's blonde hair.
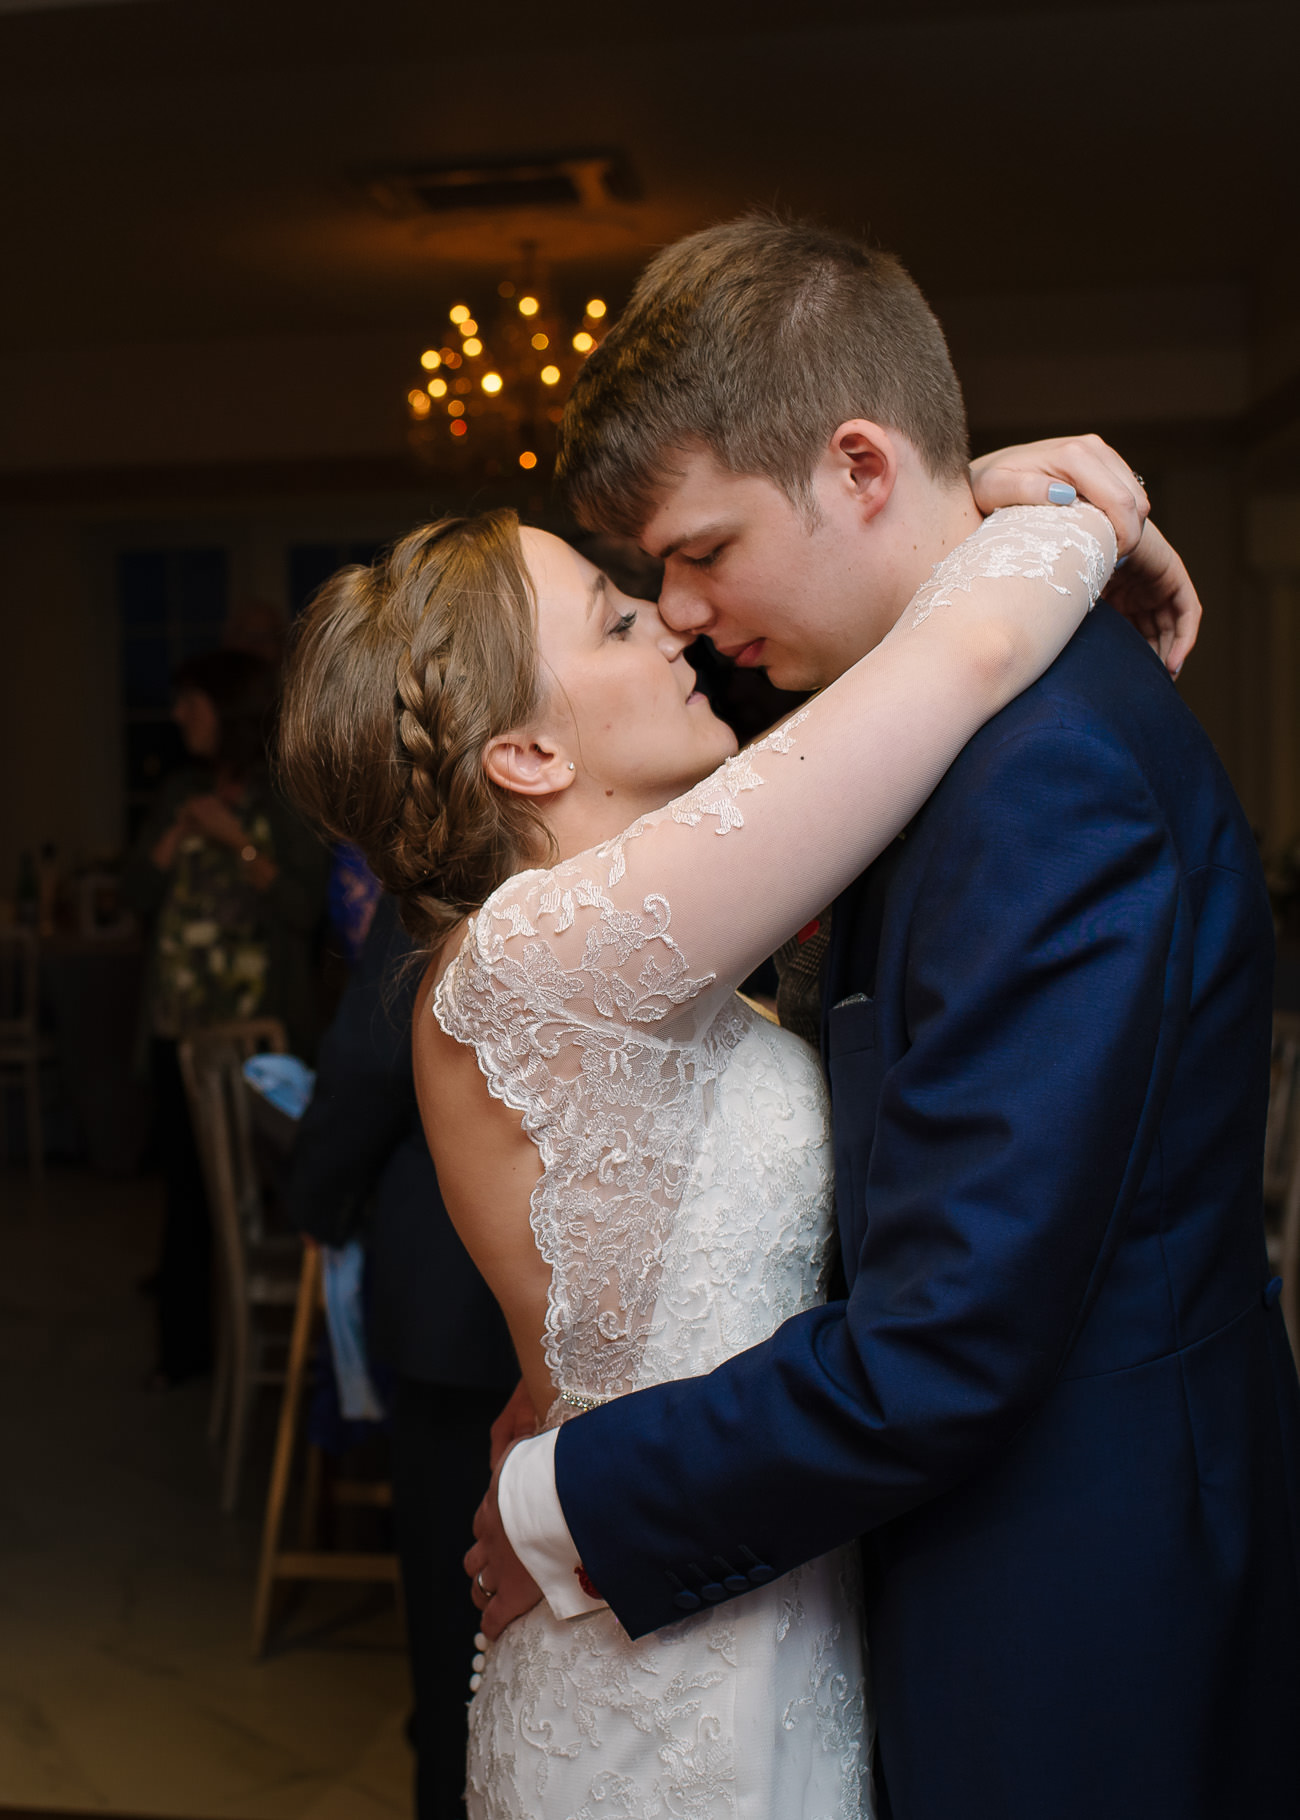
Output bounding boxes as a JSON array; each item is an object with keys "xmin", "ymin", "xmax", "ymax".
[{"xmin": 279, "ymin": 509, "xmax": 553, "ymax": 949}]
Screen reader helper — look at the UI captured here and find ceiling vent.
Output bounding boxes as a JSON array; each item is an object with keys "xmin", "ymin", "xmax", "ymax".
[{"xmin": 366, "ymin": 152, "xmax": 638, "ymax": 219}]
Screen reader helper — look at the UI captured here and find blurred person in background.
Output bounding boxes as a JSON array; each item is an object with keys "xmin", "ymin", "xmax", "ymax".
[
  {"xmin": 123, "ymin": 649, "xmax": 328, "ymax": 1388},
  {"xmin": 285, "ymin": 891, "xmax": 518, "ymax": 1820}
]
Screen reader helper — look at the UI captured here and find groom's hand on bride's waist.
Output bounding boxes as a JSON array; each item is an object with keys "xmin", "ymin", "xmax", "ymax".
[{"xmin": 465, "ymin": 1448, "xmax": 545, "ymax": 1641}]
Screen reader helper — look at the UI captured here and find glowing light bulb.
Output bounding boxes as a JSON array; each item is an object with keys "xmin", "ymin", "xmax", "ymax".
[
  {"xmin": 481, "ymin": 372, "xmax": 504, "ymax": 394},
  {"xmin": 462, "ymin": 337, "xmax": 483, "ymax": 357},
  {"xmin": 572, "ymin": 331, "xmax": 595, "ymax": 353},
  {"xmin": 518, "ymin": 295, "xmax": 540, "ymax": 317},
  {"xmin": 457, "ymin": 318, "xmax": 478, "ymax": 338},
  {"xmin": 540, "ymin": 364, "xmax": 561, "ymax": 385},
  {"xmin": 450, "ymin": 304, "xmax": 470, "ymax": 324},
  {"xmin": 519, "ymin": 451, "xmax": 538, "ymax": 470},
  {"xmin": 407, "ymin": 389, "xmax": 432, "ymax": 417},
  {"xmin": 450, "ymin": 420, "xmax": 468, "ymax": 436},
  {"xmin": 428, "ymin": 378, "xmax": 447, "ymax": 398},
  {"xmin": 531, "ymin": 332, "xmax": 549, "ymax": 350},
  {"xmin": 420, "ymin": 349, "xmax": 442, "ymax": 370},
  {"xmin": 447, "ymin": 399, "xmax": 465, "ymax": 417},
  {"xmin": 585, "ymin": 298, "xmax": 607, "ymax": 319}
]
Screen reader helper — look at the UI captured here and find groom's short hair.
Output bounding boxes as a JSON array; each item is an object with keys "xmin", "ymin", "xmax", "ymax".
[{"xmin": 557, "ymin": 214, "xmax": 970, "ymax": 535}]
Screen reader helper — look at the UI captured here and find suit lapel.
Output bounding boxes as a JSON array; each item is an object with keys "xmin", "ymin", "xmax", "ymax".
[
  {"xmin": 821, "ymin": 836, "xmax": 910, "ymax": 1279},
  {"xmin": 821, "ymin": 835, "xmax": 908, "ymax": 1059}
]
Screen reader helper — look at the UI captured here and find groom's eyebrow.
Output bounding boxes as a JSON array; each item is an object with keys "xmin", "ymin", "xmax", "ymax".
[{"xmin": 647, "ymin": 521, "xmax": 728, "ymax": 562}]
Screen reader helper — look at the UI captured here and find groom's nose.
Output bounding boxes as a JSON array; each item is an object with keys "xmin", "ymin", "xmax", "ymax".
[{"xmin": 657, "ymin": 570, "xmax": 713, "ymax": 637}]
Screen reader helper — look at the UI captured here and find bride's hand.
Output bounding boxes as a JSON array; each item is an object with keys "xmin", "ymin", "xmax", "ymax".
[
  {"xmin": 489, "ymin": 1377, "xmax": 540, "ymax": 1471},
  {"xmin": 466, "ymin": 1451, "xmax": 544, "ymax": 1640},
  {"xmin": 971, "ymin": 433, "xmax": 1149, "ymax": 556},
  {"xmin": 1101, "ymin": 518, "xmax": 1201, "ymax": 678},
  {"xmin": 970, "ymin": 435, "xmax": 1198, "ymax": 675}
]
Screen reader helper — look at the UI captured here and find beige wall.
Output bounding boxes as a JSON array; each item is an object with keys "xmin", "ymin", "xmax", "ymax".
[{"xmin": 0, "ymin": 514, "xmax": 120, "ymax": 892}]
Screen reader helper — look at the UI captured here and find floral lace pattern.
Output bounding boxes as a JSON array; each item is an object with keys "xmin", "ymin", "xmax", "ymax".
[
  {"xmin": 910, "ymin": 502, "xmax": 1110, "ymax": 628},
  {"xmin": 452, "ymin": 1007, "xmax": 870, "ymax": 1818},
  {"xmin": 436, "ymin": 881, "xmax": 870, "ymax": 1815},
  {"xmin": 433, "ymin": 714, "xmax": 814, "ymax": 1413}
]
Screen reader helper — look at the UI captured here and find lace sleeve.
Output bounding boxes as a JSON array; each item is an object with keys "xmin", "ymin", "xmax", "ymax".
[{"xmin": 443, "ymin": 504, "xmax": 1112, "ymax": 1045}]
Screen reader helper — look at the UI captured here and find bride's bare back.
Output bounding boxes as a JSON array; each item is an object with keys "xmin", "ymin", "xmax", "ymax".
[{"xmin": 414, "ymin": 945, "xmax": 554, "ymax": 1419}]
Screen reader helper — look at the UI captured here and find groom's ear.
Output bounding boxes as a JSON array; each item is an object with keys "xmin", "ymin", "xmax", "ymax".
[{"xmin": 827, "ymin": 419, "xmax": 897, "ymax": 525}]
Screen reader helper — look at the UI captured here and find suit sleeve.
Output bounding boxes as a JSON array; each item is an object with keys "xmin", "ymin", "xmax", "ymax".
[
  {"xmin": 285, "ymin": 897, "xmax": 418, "ymax": 1248},
  {"xmin": 554, "ymin": 721, "xmax": 1184, "ymax": 1638}
]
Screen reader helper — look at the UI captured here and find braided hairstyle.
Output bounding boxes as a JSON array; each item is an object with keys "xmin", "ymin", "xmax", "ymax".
[{"xmin": 278, "ymin": 509, "xmax": 552, "ymax": 949}]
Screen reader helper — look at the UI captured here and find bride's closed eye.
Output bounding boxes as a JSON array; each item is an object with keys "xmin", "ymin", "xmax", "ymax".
[{"xmin": 608, "ymin": 609, "xmax": 638, "ymax": 640}]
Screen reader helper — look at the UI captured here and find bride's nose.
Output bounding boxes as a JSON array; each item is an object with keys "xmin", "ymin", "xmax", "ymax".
[{"xmin": 649, "ymin": 606, "xmax": 693, "ymax": 662}]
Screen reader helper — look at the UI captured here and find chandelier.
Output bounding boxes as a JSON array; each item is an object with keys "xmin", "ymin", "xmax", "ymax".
[{"xmin": 406, "ymin": 269, "xmax": 610, "ymax": 474}]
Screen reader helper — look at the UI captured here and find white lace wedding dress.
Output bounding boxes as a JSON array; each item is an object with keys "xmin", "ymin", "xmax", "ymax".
[{"xmin": 430, "ymin": 506, "xmax": 1113, "ymax": 1820}]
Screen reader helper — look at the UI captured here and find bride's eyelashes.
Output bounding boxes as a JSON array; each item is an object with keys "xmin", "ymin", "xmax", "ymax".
[{"xmin": 608, "ymin": 609, "xmax": 638, "ymax": 640}]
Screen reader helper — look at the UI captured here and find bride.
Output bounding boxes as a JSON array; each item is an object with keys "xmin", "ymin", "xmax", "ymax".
[{"xmin": 279, "ymin": 480, "xmax": 1190, "ymax": 1818}]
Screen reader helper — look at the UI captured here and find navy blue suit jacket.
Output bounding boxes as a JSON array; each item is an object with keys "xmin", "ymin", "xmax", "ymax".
[{"xmin": 556, "ymin": 606, "xmax": 1300, "ymax": 1818}]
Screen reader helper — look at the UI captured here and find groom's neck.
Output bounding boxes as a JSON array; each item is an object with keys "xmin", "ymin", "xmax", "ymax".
[{"xmin": 870, "ymin": 478, "xmax": 982, "ymax": 649}]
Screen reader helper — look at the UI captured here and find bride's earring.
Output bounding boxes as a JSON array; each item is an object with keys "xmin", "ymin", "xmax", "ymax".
[{"xmin": 566, "ymin": 762, "xmax": 575, "ymax": 772}]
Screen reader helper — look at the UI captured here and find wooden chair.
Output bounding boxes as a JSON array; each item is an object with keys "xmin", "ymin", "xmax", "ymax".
[
  {"xmin": 0, "ymin": 927, "xmax": 50, "ymax": 1182},
  {"xmin": 178, "ymin": 1018, "xmax": 300, "ymax": 1511},
  {"xmin": 251, "ymin": 1242, "xmax": 399, "ymax": 1657},
  {"xmin": 1264, "ymin": 1011, "xmax": 1300, "ymax": 1354}
]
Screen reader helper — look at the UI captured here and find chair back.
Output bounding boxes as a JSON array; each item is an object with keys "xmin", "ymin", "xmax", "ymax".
[
  {"xmin": 179, "ymin": 1019, "xmax": 287, "ymax": 1308},
  {"xmin": 0, "ymin": 926, "xmax": 39, "ymax": 1049}
]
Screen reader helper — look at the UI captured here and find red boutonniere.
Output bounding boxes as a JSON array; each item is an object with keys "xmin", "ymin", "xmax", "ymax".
[{"xmin": 574, "ymin": 1563, "xmax": 601, "ymax": 1601}]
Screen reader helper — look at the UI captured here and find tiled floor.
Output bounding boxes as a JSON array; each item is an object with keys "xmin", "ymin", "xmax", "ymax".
[{"xmin": 0, "ymin": 1167, "xmax": 411, "ymax": 1819}]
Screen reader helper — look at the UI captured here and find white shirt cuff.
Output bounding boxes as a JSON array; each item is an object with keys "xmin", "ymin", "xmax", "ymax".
[{"xmin": 498, "ymin": 1429, "xmax": 608, "ymax": 1620}]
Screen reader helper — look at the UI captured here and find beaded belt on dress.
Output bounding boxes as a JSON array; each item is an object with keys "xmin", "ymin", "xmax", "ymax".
[{"xmin": 558, "ymin": 1387, "xmax": 610, "ymax": 1413}]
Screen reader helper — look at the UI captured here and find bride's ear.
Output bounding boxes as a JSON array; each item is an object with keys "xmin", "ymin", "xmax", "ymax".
[{"xmin": 483, "ymin": 732, "xmax": 576, "ymax": 799}]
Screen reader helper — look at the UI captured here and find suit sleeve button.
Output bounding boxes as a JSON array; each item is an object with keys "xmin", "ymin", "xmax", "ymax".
[
  {"xmin": 673, "ymin": 1589, "xmax": 703, "ymax": 1613},
  {"xmin": 700, "ymin": 1581, "xmax": 727, "ymax": 1603},
  {"xmin": 746, "ymin": 1563, "xmax": 775, "ymax": 1585},
  {"xmin": 723, "ymin": 1573, "xmax": 749, "ymax": 1593}
]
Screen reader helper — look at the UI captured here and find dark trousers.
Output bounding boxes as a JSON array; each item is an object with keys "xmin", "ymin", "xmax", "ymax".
[
  {"xmin": 391, "ymin": 1377, "xmax": 503, "ymax": 1820},
  {"xmin": 150, "ymin": 1036, "xmax": 214, "ymax": 1380}
]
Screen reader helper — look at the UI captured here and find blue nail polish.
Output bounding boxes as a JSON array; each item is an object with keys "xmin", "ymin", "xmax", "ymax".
[{"xmin": 1047, "ymin": 482, "xmax": 1077, "ymax": 506}]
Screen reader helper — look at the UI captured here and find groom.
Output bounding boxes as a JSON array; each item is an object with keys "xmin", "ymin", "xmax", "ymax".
[{"xmin": 470, "ymin": 216, "xmax": 1300, "ymax": 1817}]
